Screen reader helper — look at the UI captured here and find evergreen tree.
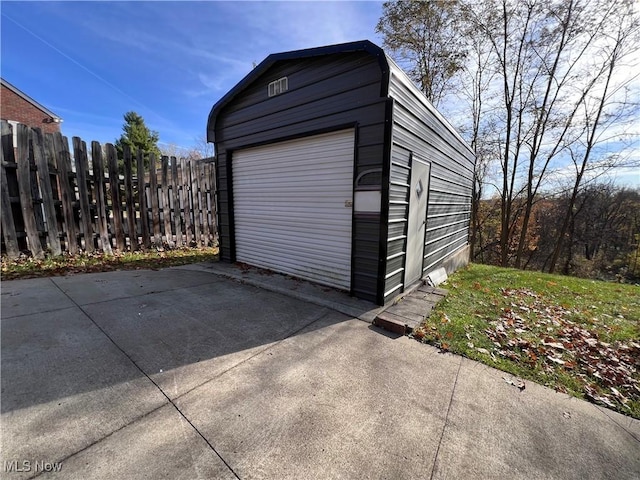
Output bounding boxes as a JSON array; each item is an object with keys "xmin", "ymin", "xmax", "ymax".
[{"xmin": 114, "ymin": 111, "xmax": 161, "ymax": 172}]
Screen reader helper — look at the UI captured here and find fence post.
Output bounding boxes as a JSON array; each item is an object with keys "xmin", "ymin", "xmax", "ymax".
[{"xmin": 33, "ymin": 128, "xmax": 62, "ymax": 256}]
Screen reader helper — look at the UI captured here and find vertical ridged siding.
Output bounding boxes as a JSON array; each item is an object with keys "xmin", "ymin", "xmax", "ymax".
[
  {"xmin": 213, "ymin": 52, "xmax": 387, "ymax": 303},
  {"xmin": 384, "ymin": 62, "xmax": 475, "ymax": 303}
]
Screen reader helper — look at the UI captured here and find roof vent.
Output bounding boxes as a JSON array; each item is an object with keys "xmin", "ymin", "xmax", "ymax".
[{"xmin": 268, "ymin": 77, "xmax": 288, "ymax": 97}]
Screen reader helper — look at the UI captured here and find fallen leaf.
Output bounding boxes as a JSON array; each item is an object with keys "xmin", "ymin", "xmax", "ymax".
[{"xmin": 547, "ymin": 356, "xmax": 566, "ymax": 365}]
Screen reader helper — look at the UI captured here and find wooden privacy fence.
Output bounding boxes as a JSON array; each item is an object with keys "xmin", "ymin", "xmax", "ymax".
[{"xmin": 1, "ymin": 120, "xmax": 217, "ymax": 260}]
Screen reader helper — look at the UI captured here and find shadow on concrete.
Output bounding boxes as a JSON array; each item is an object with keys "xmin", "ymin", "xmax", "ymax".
[
  {"xmin": 1, "ymin": 266, "xmax": 368, "ymax": 414},
  {"xmin": 367, "ymin": 324, "xmax": 403, "ymax": 339}
]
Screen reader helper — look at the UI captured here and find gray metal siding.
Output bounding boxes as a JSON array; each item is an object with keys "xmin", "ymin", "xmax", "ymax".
[
  {"xmin": 213, "ymin": 52, "xmax": 387, "ymax": 302},
  {"xmin": 384, "ymin": 64, "xmax": 474, "ymax": 303}
]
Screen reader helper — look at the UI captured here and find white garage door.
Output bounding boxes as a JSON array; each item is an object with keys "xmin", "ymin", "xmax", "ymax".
[{"xmin": 233, "ymin": 129, "xmax": 354, "ymax": 289}]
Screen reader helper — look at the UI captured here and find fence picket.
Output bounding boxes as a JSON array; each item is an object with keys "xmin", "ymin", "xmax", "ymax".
[
  {"xmin": 161, "ymin": 156, "xmax": 173, "ymax": 247},
  {"xmin": 33, "ymin": 128, "xmax": 62, "ymax": 256},
  {"xmin": 148, "ymin": 153, "xmax": 161, "ymax": 247},
  {"xmin": 16, "ymin": 124, "xmax": 44, "ymax": 258},
  {"xmin": 53, "ymin": 134, "xmax": 78, "ymax": 253},
  {"xmin": 1, "ymin": 121, "xmax": 20, "ymax": 258},
  {"xmin": 196, "ymin": 163, "xmax": 210, "ymax": 247},
  {"xmin": 105, "ymin": 143, "xmax": 125, "ymax": 251},
  {"xmin": 72, "ymin": 137, "xmax": 95, "ymax": 253},
  {"xmin": 28, "ymin": 131, "xmax": 47, "ymax": 248},
  {"xmin": 136, "ymin": 149, "xmax": 151, "ymax": 249},
  {"xmin": 180, "ymin": 158, "xmax": 193, "ymax": 246},
  {"xmin": 170, "ymin": 157, "xmax": 182, "ymax": 246},
  {"xmin": 91, "ymin": 141, "xmax": 113, "ymax": 255},
  {"xmin": 189, "ymin": 160, "xmax": 201, "ymax": 246},
  {"xmin": 123, "ymin": 145, "xmax": 138, "ymax": 251},
  {"xmin": 1, "ymin": 123, "xmax": 216, "ymax": 259},
  {"xmin": 43, "ymin": 134, "xmax": 64, "ymax": 241}
]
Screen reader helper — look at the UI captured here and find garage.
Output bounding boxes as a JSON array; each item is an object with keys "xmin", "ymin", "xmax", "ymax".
[
  {"xmin": 208, "ymin": 40, "xmax": 475, "ymax": 305},
  {"xmin": 233, "ymin": 129, "xmax": 354, "ymax": 289}
]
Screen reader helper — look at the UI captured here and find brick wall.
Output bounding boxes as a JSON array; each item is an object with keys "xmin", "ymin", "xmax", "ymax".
[{"xmin": 1, "ymin": 85, "xmax": 61, "ymax": 134}]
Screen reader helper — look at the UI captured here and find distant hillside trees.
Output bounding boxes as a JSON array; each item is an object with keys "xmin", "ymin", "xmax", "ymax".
[{"xmin": 474, "ymin": 186, "xmax": 640, "ymax": 280}]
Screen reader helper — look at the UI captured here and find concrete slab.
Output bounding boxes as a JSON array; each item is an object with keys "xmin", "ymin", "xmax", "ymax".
[
  {"xmin": 593, "ymin": 405, "xmax": 640, "ymax": 441},
  {"xmin": 38, "ymin": 404, "xmax": 237, "ymax": 480},
  {"xmin": 389, "ymin": 297, "xmax": 429, "ymax": 320},
  {"xmin": 1, "ymin": 307, "xmax": 167, "ymax": 478},
  {"xmin": 176, "ymin": 318, "xmax": 462, "ymax": 479},
  {"xmin": 431, "ymin": 358, "xmax": 640, "ymax": 480},
  {"xmin": 176, "ymin": 261, "xmax": 384, "ymax": 321},
  {"xmin": 81, "ymin": 279, "xmax": 343, "ymax": 399},
  {"xmin": 52, "ymin": 267, "xmax": 225, "ymax": 306},
  {"xmin": 2, "ymin": 267, "xmax": 638, "ymax": 480},
  {"xmin": 1, "ymin": 277, "xmax": 75, "ymax": 317}
]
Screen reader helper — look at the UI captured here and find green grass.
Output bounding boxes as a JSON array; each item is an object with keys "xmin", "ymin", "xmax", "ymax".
[
  {"xmin": 412, "ymin": 263, "xmax": 640, "ymax": 419},
  {"xmin": 1, "ymin": 247, "xmax": 219, "ymax": 280}
]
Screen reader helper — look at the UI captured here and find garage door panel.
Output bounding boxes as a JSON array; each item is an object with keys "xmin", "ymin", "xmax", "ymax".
[
  {"xmin": 235, "ymin": 242, "xmax": 352, "ymax": 268},
  {"xmin": 233, "ymin": 129, "xmax": 354, "ymax": 289},
  {"xmin": 234, "ymin": 249, "xmax": 351, "ymax": 278},
  {"xmin": 235, "ymin": 226, "xmax": 353, "ymax": 250},
  {"xmin": 237, "ymin": 163, "xmax": 354, "ymax": 177},
  {"xmin": 235, "ymin": 211, "xmax": 352, "ymax": 225}
]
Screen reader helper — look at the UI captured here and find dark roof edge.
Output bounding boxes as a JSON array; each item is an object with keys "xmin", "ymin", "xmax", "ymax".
[
  {"xmin": 206, "ymin": 40, "xmax": 388, "ymax": 143},
  {"xmin": 0, "ymin": 77, "xmax": 62, "ymax": 121}
]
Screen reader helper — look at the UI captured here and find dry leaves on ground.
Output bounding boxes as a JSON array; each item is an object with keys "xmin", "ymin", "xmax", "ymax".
[{"xmin": 484, "ymin": 288, "xmax": 639, "ymax": 411}]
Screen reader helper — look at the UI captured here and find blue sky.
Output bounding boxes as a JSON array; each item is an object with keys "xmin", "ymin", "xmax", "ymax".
[
  {"xmin": 2, "ymin": 1, "xmax": 637, "ymax": 188},
  {"xmin": 1, "ymin": 1, "xmax": 384, "ymax": 150}
]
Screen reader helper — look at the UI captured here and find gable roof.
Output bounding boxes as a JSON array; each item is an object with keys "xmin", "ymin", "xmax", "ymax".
[
  {"xmin": 207, "ymin": 40, "xmax": 390, "ymax": 142},
  {"xmin": 1, "ymin": 77, "xmax": 62, "ymax": 122}
]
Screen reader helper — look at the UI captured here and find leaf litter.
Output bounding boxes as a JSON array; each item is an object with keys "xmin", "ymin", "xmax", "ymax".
[{"xmin": 484, "ymin": 287, "xmax": 639, "ymax": 412}]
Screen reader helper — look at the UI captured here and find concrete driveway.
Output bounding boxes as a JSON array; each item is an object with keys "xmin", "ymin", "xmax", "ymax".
[{"xmin": 1, "ymin": 262, "xmax": 638, "ymax": 479}]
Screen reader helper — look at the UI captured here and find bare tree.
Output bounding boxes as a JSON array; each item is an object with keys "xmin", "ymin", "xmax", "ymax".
[
  {"xmin": 377, "ymin": 0, "xmax": 640, "ymax": 275},
  {"xmin": 459, "ymin": 0, "xmax": 639, "ymax": 268},
  {"xmin": 548, "ymin": 1, "xmax": 640, "ymax": 272},
  {"xmin": 376, "ymin": 0, "xmax": 466, "ymax": 107},
  {"xmin": 160, "ymin": 135, "xmax": 214, "ymax": 162}
]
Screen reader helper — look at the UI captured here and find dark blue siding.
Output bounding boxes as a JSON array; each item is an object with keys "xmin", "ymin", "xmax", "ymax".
[
  {"xmin": 212, "ymin": 52, "xmax": 387, "ymax": 302},
  {"xmin": 384, "ymin": 63, "xmax": 475, "ymax": 303}
]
